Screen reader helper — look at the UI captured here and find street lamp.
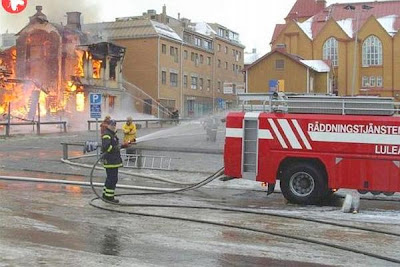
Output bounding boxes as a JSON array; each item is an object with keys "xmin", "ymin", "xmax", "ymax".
[{"xmin": 344, "ymin": 4, "xmax": 373, "ymax": 96}]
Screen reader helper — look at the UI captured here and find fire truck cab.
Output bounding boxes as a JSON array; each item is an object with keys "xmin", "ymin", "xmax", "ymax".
[{"xmin": 224, "ymin": 93, "xmax": 400, "ymax": 204}]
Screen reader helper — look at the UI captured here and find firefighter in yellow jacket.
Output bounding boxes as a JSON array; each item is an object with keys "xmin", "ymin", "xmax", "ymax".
[{"xmin": 122, "ymin": 116, "xmax": 136, "ymax": 145}]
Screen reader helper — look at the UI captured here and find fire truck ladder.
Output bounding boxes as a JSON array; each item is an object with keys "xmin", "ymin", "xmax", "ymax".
[
  {"xmin": 121, "ymin": 150, "xmax": 174, "ymax": 170},
  {"xmin": 243, "ymin": 119, "xmax": 258, "ymax": 174},
  {"xmin": 238, "ymin": 92, "xmax": 400, "ymax": 116}
]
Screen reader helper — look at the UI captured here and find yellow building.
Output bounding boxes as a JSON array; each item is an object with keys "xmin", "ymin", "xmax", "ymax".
[
  {"xmin": 245, "ymin": 49, "xmax": 332, "ymax": 94},
  {"xmin": 266, "ymin": 0, "xmax": 400, "ymax": 99}
]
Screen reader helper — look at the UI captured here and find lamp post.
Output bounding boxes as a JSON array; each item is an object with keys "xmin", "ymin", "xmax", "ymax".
[{"xmin": 344, "ymin": 4, "xmax": 373, "ymax": 96}]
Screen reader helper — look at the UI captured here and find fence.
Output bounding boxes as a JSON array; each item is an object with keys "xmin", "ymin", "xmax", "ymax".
[{"xmin": 87, "ymin": 118, "xmax": 187, "ymax": 131}]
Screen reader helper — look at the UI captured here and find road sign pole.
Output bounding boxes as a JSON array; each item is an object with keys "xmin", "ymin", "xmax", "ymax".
[{"xmin": 96, "ymin": 118, "xmax": 99, "ymax": 158}]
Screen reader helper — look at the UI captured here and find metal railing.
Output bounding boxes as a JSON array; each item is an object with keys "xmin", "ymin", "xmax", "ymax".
[
  {"xmin": 238, "ymin": 93, "xmax": 400, "ymax": 116},
  {"xmin": 87, "ymin": 118, "xmax": 187, "ymax": 131}
]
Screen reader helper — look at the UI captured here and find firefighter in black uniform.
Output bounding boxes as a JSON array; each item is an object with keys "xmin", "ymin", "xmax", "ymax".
[{"xmin": 102, "ymin": 120, "xmax": 123, "ymax": 203}]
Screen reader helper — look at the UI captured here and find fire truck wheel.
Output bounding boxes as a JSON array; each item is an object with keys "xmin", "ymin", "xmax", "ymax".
[{"xmin": 281, "ymin": 162, "xmax": 327, "ymax": 205}]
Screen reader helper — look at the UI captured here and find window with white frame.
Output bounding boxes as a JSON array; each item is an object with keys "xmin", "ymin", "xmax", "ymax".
[
  {"xmin": 194, "ymin": 37, "xmax": 202, "ymax": 47},
  {"xmin": 377, "ymin": 76, "xmax": 383, "ymax": 87},
  {"xmin": 323, "ymin": 37, "xmax": 338, "ymax": 66},
  {"xmin": 369, "ymin": 76, "xmax": 376, "ymax": 87},
  {"xmin": 362, "ymin": 76, "xmax": 369, "ymax": 87},
  {"xmin": 362, "ymin": 35, "xmax": 382, "ymax": 66}
]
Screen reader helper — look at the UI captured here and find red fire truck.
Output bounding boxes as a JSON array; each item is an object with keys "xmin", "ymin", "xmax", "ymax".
[{"xmin": 224, "ymin": 93, "xmax": 400, "ymax": 204}]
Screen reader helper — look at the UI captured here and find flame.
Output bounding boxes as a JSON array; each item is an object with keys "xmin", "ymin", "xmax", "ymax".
[
  {"xmin": 75, "ymin": 50, "xmax": 84, "ymax": 77},
  {"xmin": 39, "ymin": 91, "xmax": 47, "ymax": 116},
  {"xmin": 67, "ymin": 81, "xmax": 77, "ymax": 92},
  {"xmin": 92, "ymin": 59, "xmax": 102, "ymax": 79},
  {"xmin": 76, "ymin": 92, "xmax": 85, "ymax": 112}
]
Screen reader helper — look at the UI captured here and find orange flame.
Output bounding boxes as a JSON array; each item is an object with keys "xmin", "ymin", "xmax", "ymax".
[
  {"xmin": 75, "ymin": 50, "xmax": 84, "ymax": 77},
  {"xmin": 76, "ymin": 92, "xmax": 85, "ymax": 112},
  {"xmin": 92, "ymin": 59, "xmax": 102, "ymax": 79}
]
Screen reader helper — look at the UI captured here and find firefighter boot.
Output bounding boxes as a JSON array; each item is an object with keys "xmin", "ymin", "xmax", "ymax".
[{"xmin": 102, "ymin": 193, "xmax": 120, "ymax": 204}]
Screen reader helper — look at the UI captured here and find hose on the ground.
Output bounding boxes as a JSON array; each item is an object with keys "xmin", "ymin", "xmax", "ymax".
[{"xmin": 88, "ymin": 155, "xmax": 400, "ymax": 265}]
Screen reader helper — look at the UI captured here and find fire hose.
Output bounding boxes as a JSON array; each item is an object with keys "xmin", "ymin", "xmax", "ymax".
[{"xmin": 86, "ymin": 155, "xmax": 400, "ymax": 265}]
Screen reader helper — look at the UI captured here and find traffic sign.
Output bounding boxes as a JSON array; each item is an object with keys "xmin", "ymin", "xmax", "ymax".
[{"xmin": 89, "ymin": 93, "xmax": 102, "ymax": 119}]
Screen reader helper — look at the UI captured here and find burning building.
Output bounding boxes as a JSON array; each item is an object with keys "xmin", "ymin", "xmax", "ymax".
[{"xmin": 0, "ymin": 6, "xmax": 126, "ymax": 121}]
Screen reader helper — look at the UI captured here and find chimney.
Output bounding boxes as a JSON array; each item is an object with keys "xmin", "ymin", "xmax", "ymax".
[
  {"xmin": 316, "ymin": 0, "xmax": 327, "ymax": 10},
  {"xmin": 252, "ymin": 48, "xmax": 257, "ymax": 54},
  {"xmin": 178, "ymin": 13, "xmax": 181, "ymax": 20},
  {"xmin": 30, "ymin": 5, "xmax": 48, "ymax": 23},
  {"xmin": 66, "ymin": 12, "xmax": 82, "ymax": 31},
  {"xmin": 162, "ymin": 4, "xmax": 167, "ymax": 23}
]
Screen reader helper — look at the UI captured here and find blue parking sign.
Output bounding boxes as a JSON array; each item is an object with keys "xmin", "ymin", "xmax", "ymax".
[
  {"xmin": 90, "ymin": 93, "xmax": 102, "ymax": 105},
  {"xmin": 89, "ymin": 93, "xmax": 102, "ymax": 119}
]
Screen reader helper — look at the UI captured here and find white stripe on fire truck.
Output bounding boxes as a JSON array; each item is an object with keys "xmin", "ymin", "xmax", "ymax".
[
  {"xmin": 291, "ymin": 119, "xmax": 312, "ymax": 150},
  {"xmin": 268, "ymin": 119, "xmax": 288, "ymax": 149},
  {"xmin": 278, "ymin": 119, "xmax": 302, "ymax": 149},
  {"xmin": 308, "ymin": 132, "xmax": 400, "ymax": 145},
  {"xmin": 225, "ymin": 128, "xmax": 243, "ymax": 138},
  {"xmin": 258, "ymin": 129, "xmax": 273, "ymax": 139}
]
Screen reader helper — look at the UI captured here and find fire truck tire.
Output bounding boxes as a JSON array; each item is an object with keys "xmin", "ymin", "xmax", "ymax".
[{"xmin": 280, "ymin": 162, "xmax": 328, "ymax": 205}]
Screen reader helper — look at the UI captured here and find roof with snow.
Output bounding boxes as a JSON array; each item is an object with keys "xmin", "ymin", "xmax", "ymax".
[
  {"xmin": 244, "ymin": 51, "xmax": 263, "ymax": 65},
  {"xmin": 83, "ymin": 19, "xmax": 182, "ymax": 42},
  {"xmin": 273, "ymin": 1, "xmax": 400, "ymax": 43},
  {"xmin": 300, "ymin": 60, "xmax": 330, "ymax": 72},
  {"xmin": 188, "ymin": 22, "xmax": 216, "ymax": 36},
  {"xmin": 300, "ymin": 1, "xmax": 400, "ymax": 40}
]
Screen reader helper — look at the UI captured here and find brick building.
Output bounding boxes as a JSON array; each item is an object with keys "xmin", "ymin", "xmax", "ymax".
[{"xmin": 84, "ymin": 6, "xmax": 245, "ymax": 117}]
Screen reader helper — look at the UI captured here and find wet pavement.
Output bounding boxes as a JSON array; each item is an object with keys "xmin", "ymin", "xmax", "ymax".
[{"xmin": 1, "ymin": 123, "xmax": 400, "ymax": 266}]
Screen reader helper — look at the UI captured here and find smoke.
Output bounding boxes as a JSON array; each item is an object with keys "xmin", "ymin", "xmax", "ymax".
[{"xmin": 0, "ymin": 0, "xmax": 102, "ymax": 34}]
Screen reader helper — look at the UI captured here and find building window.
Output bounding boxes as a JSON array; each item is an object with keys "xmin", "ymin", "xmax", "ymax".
[
  {"xmin": 170, "ymin": 46, "xmax": 174, "ymax": 56},
  {"xmin": 275, "ymin": 59, "xmax": 284, "ymax": 70},
  {"xmin": 175, "ymin": 47, "xmax": 179, "ymax": 62},
  {"xmin": 218, "ymin": 44, "xmax": 221, "ymax": 52},
  {"xmin": 162, "ymin": 44, "xmax": 166, "ymax": 54},
  {"xmin": 377, "ymin": 76, "xmax": 383, "ymax": 87},
  {"xmin": 207, "ymin": 79, "xmax": 211, "ymax": 91},
  {"xmin": 184, "ymin": 50, "xmax": 188, "ymax": 59},
  {"xmin": 369, "ymin": 76, "xmax": 376, "ymax": 87},
  {"xmin": 225, "ymin": 46, "xmax": 228, "ymax": 54},
  {"xmin": 194, "ymin": 37, "xmax": 201, "ymax": 46},
  {"xmin": 362, "ymin": 76, "xmax": 369, "ymax": 87},
  {"xmin": 362, "ymin": 35, "xmax": 382, "ymax": 66},
  {"xmin": 162, "ymin": 71, "xmax": 167, "ymax": 85},
  {"xmin": 191, "ymin": 52, "xmax": 195, "ymax": 61},
  {"xmin": 184, "ymin": 75, "xmax": 188, "ymax": 88},
  {"xmin": 204, "ymin": 40, "xmax": 212, "ymax": 50},
  {"xmin": 225, "ymin": 62, "xmax": 228, "ymax": 70},
  {"xmin": 323, "ymin": 37, "xmax": 338, "ymax": 67},
  {"xmin": 207, "ymin": 57, "xmax": 211, "ymax": 65},
  {"xmin": 199, "ymin": 78, "xmax": 204, "ymax": 90},
  {"xmin": 218, "ymin": 81, "xmax": 221, "ymax": 92},
  {"xmin": 191, "ymin": 76, "xmax": 198, "ymax": 89},
  {"xmin": 218, "ymin": 59, "xmax": 221, "ymax": 68},
  {"xmin": 218, "ymin": 28, "xmax": 224, "ymax": 37},
  {"xmin": 200, "ymin": 55, "xmax": 204, "ymax": 64},
  {"xmin": 232, "ymin": 64, "xmax": 235, "ymax": 71},
  {"xmin": 170, "ymin": 73, "xmax": 178, "ymax": 87}
]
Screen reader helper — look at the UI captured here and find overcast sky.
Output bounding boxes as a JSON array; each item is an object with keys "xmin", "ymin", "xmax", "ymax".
[{"xmin": 0, "ymin": 0, "xmax": 383, "ymax": 54}]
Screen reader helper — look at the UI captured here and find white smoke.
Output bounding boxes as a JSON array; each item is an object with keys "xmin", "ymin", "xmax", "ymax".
[{"xmin": 0, "ymin": 0, "xmax": 102, "ymax": 34}]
